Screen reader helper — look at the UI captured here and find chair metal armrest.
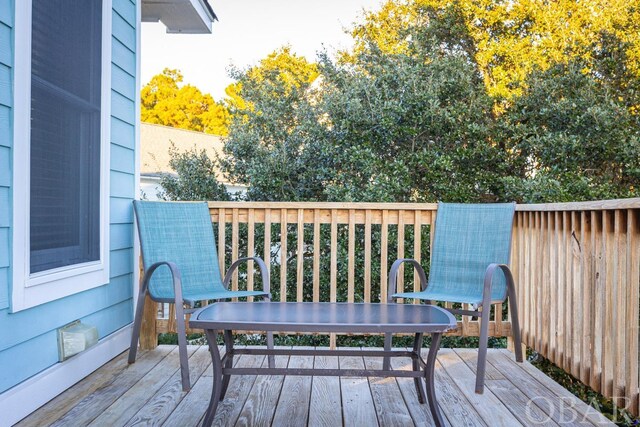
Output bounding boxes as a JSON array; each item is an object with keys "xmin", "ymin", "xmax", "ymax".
[
  {"xmin": 481, "ymin": 263, "xmax": 513, "ymax": 307},
  {"xmin": 143, "ymin": 261, "xmax": 184, "ymax": 306},
  {"xmin": 222, "ymin": 256, "xmax": 271, "ymax": 298},
  {"xmin": 387, "ymin": 258, "xmax": 428, "ymax": 303}
]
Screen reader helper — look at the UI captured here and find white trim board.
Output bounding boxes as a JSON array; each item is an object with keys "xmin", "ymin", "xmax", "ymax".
[
  {"xmin": 0, "ymin": 325, "xmax": 131, "ymax": 426},
  {"xmin": 133, "ymin": 0, "xmax": 142, "ymax": 310}
]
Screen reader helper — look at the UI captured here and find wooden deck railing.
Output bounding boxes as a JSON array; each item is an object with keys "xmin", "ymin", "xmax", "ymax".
[
  {"xmin": 512, "ymin": 198, "xmax": 640, "ymax": 415},
  {"xmin": 139, "ymin": 198, "xmax": 640, "ymax": 415}
]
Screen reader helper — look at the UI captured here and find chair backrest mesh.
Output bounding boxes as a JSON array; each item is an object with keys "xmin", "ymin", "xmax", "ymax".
[
  {"xmin": 133, "ymin": 201, "xmax": 224, "ymax": 299},
  {"xmin": 428, "ymin": 202, "xmax": 515, "ymax": 302}
]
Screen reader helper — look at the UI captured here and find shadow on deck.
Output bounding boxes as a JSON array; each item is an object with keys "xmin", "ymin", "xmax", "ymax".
[{"xmin": 19, "ymin": 345, "xmax": 613, "ymax": 426}]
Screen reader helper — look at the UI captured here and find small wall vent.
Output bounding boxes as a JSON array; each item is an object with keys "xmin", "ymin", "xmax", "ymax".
[{"xmin": 57, "ymin": 320, "xmax": 99, "ymax": 361}]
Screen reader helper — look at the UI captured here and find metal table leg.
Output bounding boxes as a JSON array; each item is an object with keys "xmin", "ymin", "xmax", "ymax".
[
  {"xmin": 202, "ymin": 329, "xmax": 223, "ymax": 427},
  {"xmin": 425, "ymin": 332, "xmax": 445, "ymax": 427},
  {"xmin": 412, "ymin": 332, "xmax": 427, "ymax": 404},
  {"xmin": 220, "ymin": 329, "xmax": 234, "ymax": 400}
]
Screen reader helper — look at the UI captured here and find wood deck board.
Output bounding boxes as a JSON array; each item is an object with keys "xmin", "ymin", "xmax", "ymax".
[
  {"xmin": 486, "ymin": 349, "xmax": 593, "ymax": 426},
  {"xmin": 48, "ymin": 346, "xmax": 176, "ymax": 427},
  {"xmin": 15, "ymin": 351, "xmax": 135, "ymax": 427},
  {"xmin": 271, "ymin": 347, "xmax": 313, "ymax": 426},
  {"xmin": 20, "ymin": 345, "xmax": 616, "ymax": 427},
  {"xmin": 308, "ymin": 349, "xmax": 341, "ymax": 427},
  {"xmin": 123, "ymin": 346, "xmax": 212, "ymax": 426},
  {"xmin": 390, "ymin": 350, "xmax": 482, "ymax": 427},
  {"xmin": 339, "ymin": 348, "xmax": 379, "ymax": 426},
  {"xmin": 86, "ymin": 347, "xmax": 187, "ymax": 426},
  {"xmin": 234, "ymin": 353, "xmax": 289, "ymax": 427},
  {"xmin": 363, "ymin": 349, "xmax": 415, "ymax": 426},
  {"xmin": 436, "ymin": 349, "xmax": 524, "ymax": 427},
  {"xmin": 211, "ymin": 350, "xmax": 265, "ymax": 427},
  {"xmin": 494, "ymin": 349, "xmax": 612, "ymax": 426}
]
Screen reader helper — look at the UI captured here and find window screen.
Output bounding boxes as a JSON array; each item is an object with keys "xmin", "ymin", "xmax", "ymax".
[{"xmin": 30, "ymin": 0, "xmax": 103, "ymax": 273}]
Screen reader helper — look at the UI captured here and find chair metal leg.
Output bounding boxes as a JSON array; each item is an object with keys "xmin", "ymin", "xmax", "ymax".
[
  {"xmin": 128, "ymin": 279, "xmax": 148, "ymax": 364},
  {"xmin": 475, "ymin": 306, "xmax": 490, "ymax": 394},
  {"xmin": 506, "ymin": 281, "xmax": 524, "ymax": 363},
  {"xmin": 175, "ymin": 301, "xmax": 191, "ymax": 391}
]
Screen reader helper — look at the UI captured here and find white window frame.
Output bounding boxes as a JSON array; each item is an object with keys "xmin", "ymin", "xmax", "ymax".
[{"xmin": 12, "ymin": 0, "xmax": 112, "ymax": 312}]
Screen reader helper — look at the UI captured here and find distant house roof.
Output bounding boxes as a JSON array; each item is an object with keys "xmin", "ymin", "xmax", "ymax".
[
  {"xmin": 140, "ymin": 122, "xmax": 233, "ymax": 185},
  {"xmin": 142, "ymin": 0, "xmax": 217, "ymax": 34}
]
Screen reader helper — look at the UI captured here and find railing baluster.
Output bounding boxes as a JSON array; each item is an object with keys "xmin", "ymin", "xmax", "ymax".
[
  {"xmin": 613, "ymin": 210, "xmax": 625, "ymax": 404},
  {"xmin": 330, "ymin": 209, "xmax": 338, "ymax": 303},
  {"xmin": 413, "ymin": 210, "xmax": 422, "ymax": 294},
  {"xmin": 264, "ymin": 208, "xmax": 271, "ymax": 277},
  {"xmin": 348, "ymin": 209, "xmax": 355, "ymax": 303},
  {"xmin": 232, "ymin": 208, "xmax": 239, "ymax": 292},
  {"xmin": 380, "ymin": 209, "xmax": 388, "ymax": 302},
  {"xmin": 563, "ymin": 211, "xmax": 572, "ymax": 370},
  {"xmin": 603, "ymin": 210, "xmax": 614, "ymax": 396},
  {"xmin": 626, "ymin": 209, "xmax": 640, "ymax": 414},
  {"xmin": 247, "ymin": 209, "xmax": 255, "ymax": 298},
  {"xmin": 218, "ymin": 208, "xmax": 226, "ymax": 277},
  {"xmin": 364, "ymin": 210, "xmax": 372, "ymax": 303},
  {"xmin": 539, "ymin": 211, "xmax": 548, "ymax": 354},
  {"xmin": 554, "ymin": 211, "xmax": 564, "ymax": 365},
  {"xmin": 313, "ymin": 209, "xmax": 320, "ymax": 303},
  {"xmin": 297, "ymin": 209, "xmax": 304, "ymax": 302},
  {"xmin": 546, "ymin": 211, "xmax": 556, "ymax": 362},
  {"xmin": 579, "ymin": 210, "xmax": 591, "ymax": 384},
  {"xmin": 330, "ymin": 209, "xmax": 338, "ymax": 348},
  {"xmin": 592, "ymin": 210, "xmax": 604, "ymax": 392},
  {"xmin": 280, "ymin": 208, "xmax": 288, "ymax": 302},
  {"xmin": 396, "ymin": 209, "xmax": 405, "ymax": 296},
  {"xmin": 571, "ymin": 210, "xmax": 582, "ymax": 378}
]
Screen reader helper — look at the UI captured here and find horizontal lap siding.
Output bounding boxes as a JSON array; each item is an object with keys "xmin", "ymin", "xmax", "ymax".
[{"xmin": 0, "ymin": 0, "xmax": 138, "ymax": 394}]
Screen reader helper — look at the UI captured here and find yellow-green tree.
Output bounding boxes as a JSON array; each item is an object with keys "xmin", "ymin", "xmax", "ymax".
[
  {"xmin": 347, "ymin": 0, "xmax": 640, "ymax": 105},
  {"xmin": 141, "ymin": 68, "xmax": 230, "ymax": 135},
  {"xmin": 224, "ymin": 46, "xmax": 319, "ymax": 114}
]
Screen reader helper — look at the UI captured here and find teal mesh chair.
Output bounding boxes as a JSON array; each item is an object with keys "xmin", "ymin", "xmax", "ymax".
[
  {"xmin": 386, "ymin": 202, "xmax": 523, "ymax": 394},
  {"xmin": 129, "ymin": 201, "xmax": 272, "ymax": 391}
]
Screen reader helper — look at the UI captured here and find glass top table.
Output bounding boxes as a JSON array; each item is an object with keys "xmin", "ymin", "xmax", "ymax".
[{"xmin": 190, "ymin": 302, "xmax": 457, "ymax": 427}]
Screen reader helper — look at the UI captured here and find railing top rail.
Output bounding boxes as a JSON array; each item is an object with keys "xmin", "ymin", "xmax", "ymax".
[
  {"xmin": 515, "ymin": 197, "xmax": 640, "ymax": 212},
  {"xmin": 207, "ymin": 201, "xmax": 439, "ymax": 210},
  {"xmin": 206, "ymin": 198, "xmax": 640, "ymax": 212}
]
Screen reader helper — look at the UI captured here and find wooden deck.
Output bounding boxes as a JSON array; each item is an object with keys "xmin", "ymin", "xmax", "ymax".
[{"xmin": 19, "ymin": 345, "xmax": 613, "ymax": 426}]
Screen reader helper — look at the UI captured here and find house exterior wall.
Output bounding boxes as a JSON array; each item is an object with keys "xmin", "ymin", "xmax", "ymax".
[{"xmin": 0, "ymin": 0, "xmax": 137, "ymax": 404}]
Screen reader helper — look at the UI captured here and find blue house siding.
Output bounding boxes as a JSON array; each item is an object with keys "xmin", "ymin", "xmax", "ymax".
[{"xmin": 0, "ymin": 0, "xmax": 138, "ymax": 395}]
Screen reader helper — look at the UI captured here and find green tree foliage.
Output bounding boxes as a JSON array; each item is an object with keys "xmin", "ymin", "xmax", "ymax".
[
  {"xmin": 163, "ymin": 4, "xmax": 640, "ymax": 203},
  {"xmin": 499, "ymin": 62, "xmax": 640, "ymax": 202},
  {"xmin": 217, "ymin": 1, "xmax": 639, "ymax": 204},
  {"xmin": 141, "ymin": 68, "xmax": 230, "ymax": 136},
  {"xmin": 220, "ymin": 47, "xmax": 330, "ymax": 201},
  {"xmin": 319, "ymin": 43, "xmax": 503, "ymax": 203},
  {"xmin": 159, "ymin": 144, "xmax": 230, "ymax": 202}
]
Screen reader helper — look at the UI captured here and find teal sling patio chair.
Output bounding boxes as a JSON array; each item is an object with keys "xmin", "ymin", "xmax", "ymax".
[
  {"xmin": 386, "ymin": 202, "xmax": 523, "ymax": 394},
  {"xmin": 128, "ymin": 201, "xmax": 273, "ymax": 391}
]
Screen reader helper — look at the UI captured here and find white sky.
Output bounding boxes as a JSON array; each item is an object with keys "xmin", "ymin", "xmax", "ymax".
[{"xmin": 141, "ymin": 0, "xmax": 384, "ymax": 101}]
